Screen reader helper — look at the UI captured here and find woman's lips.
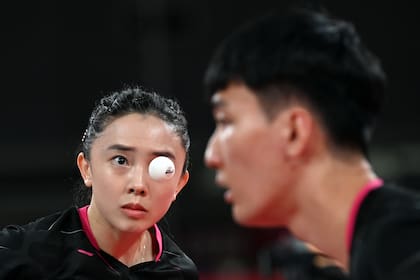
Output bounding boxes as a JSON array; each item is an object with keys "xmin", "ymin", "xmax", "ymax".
[{"xmin": 121, "ymin": 203, "xmax": 147, "ymax": 219}]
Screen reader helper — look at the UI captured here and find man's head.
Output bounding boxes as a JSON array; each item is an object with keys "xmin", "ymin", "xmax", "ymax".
[
  {"xmin": 204, "ymin": 8, "xmax": 386, "ymax": 226},
  {"xmin": 205, "ymin": 8, "xmax": 386, "ymax": 156}
]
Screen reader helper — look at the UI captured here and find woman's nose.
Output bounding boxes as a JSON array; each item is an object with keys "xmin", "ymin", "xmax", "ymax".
[{"xmin": 128, "ymin": 166, "xmax": 148, "ymax": 196}]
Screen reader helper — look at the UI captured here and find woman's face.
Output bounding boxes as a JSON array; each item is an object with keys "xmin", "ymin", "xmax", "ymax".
[{"xmin": 77, "ymin": 113, "xmax": 189, "ymax": 234}]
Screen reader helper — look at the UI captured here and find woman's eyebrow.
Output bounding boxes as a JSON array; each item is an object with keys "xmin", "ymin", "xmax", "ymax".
[
  {"xmin": 107, "ymin": 144, "xmax": 176, "ymax": 161},
  {"xmin": 151, "ymin": 151, "xmax": 176, "ymax": 161},
  {"xmin": 106, "ymin": 144, "xmax": 135, "ymax": 152}
]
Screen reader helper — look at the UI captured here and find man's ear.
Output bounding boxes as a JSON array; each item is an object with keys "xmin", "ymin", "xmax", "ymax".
[
  {"xmin": 77, "ymin": 152, "xmax": 92, "ymax": 187},
  {"xmin": 279, "ymin": 107, "xmax": 314, "ymax": 158}
]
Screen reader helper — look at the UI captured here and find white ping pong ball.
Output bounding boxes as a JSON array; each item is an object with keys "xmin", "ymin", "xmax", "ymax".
[{"xmin": 148, "ymin": 156, "xmax": 175, "ymax": 180}]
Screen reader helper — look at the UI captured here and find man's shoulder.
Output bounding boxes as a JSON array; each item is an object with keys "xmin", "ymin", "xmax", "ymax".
[
  {"xmin": 358, "ymin": 183, "xmax": 420, "ymax": 222},
  {"xmin": 351, "ymin": 183, "xmax": 420, "ymax": 280}
]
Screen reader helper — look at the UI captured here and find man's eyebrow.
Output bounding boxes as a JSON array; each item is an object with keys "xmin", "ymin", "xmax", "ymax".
[{"xmin": 210, "ymin": 95, "xmax": 226, "ymax": 110}]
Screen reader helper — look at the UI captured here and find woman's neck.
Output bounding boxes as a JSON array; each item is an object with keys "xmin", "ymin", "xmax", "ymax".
[
  {"xmin": 114, "ymin": 229, "xmax": 154, "ymax": 266},
  {"xmin": 87, "ymin": 206, "xmax": 155, "ymax": 266}
]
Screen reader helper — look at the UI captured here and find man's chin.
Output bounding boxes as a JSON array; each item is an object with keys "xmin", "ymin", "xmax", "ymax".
[
  {"xmin": 232, "ymin": 208, "xmax": 283, "ymax": 228},
  {"xmin": 232, "ymin": 209, "xmax": 263, "ymax": 227}
]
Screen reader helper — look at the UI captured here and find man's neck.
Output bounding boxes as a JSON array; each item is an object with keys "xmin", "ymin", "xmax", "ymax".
[{"xmin": 288, "ymin": 153, "xmax": 378, "ymax": 269}]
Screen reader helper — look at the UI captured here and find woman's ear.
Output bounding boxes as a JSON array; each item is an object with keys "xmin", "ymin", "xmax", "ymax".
[
  {"xmin": 77, "ymin": 152, "xmax": 92, "ymax": 187},
  {"xmin": 174, "ymin": 170, "xmax": 190, "ymax": 199}
]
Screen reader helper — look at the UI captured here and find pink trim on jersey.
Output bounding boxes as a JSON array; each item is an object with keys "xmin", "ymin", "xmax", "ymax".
[
  {"xmin": 78, "ymin": 206, "xmax": 100, "ymax": 250},
  {"xmin": 77, "ymin": 248, "xmax": 94, "ymax": 256},
  {"xmin": 345, "ymin": 178, "xmax": 383, "ymax": 252},
  {"xmin": 78, "ymin": 206, "xmax": 163, "ymax": 262},
  {"xmin": 153, "ymin": 223, "xmax": 163, "ymax": 261}
]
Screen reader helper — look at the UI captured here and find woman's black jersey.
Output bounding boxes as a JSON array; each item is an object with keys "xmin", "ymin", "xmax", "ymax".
[{"xmin": 0, "ymin": 206, "xmax": 198, "ymax": 279}]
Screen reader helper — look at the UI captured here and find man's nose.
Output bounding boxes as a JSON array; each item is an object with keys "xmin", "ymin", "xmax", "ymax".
[{"xmin": 204, "ymin": 132, "xmax": 221, "ymax": 169}]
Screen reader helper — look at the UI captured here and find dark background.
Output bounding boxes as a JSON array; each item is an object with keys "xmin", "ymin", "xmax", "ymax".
[{"xmin": 1, "ymin": 0, "xmax": 420, "ymax": 277}]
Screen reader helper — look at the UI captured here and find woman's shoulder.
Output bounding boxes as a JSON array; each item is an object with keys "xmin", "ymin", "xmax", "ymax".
[
  {"xmin": 0, "ymin": 206, "xmax": 81, "ymax": 244},
  {"xmin": 0, "ymin": 206, "xmax": 89, "ymax": 278},
  {"xmin": 154, "ymin": 223, "xmax": 198, "ymax": 278}
]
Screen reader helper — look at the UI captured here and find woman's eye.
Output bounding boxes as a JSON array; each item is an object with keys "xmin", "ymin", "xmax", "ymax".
[{"xmin": 112, "ymin": 156, "xmax": 128, "ymax": 166}]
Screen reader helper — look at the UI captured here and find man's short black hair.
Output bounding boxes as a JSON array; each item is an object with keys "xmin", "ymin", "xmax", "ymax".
[{"xmin": 204, "ymin": 7, "xmax": 386, "ymax": 156}]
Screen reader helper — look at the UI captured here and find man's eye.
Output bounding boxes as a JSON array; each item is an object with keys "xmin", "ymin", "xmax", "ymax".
[
  {"xmin": 112, "ymin": 156, "xmax": 128, "ymax": 165},
  {"xmin": 213, "ymin": 112, "xmax": 231, "ymax": 126},
  {"xmin": 215, "ymin": 118, "xmax": 230, "ymax": 126}
]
